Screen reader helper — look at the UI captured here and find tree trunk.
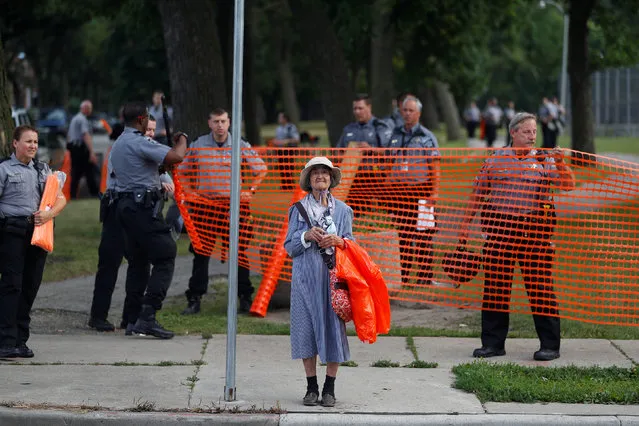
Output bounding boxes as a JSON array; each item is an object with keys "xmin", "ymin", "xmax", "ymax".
[
  {"xmin": 433, "ymin": 79, "xmax": 462, "ymax": 142},
  {"xmin": 419, "ymin": 85, "xmax": 440, "ymax": 131},
  {"xmin": 242, "ymin": 0, "xmax": 261, "ymax": 144},
  {"xmin": 0, "ymin": 36, "xmax": 15, "ymax": 157},
  {"xmin": 568, "ymin": 0, "xmax": 596, "ymax": 158},
  {"xmin": 157, "ymin": 0, "xmax": 228, "ymax": 139},
  {"xmin": 270, "ymin": 6, "xmax": 301, "ymax": 124},
  {"xmin": 370, "ymin": 0, "xmax": 395, "ymax": 118},
  {"xmin": 289, "ymin": 0, "xmax": 355, "ymax": 146}
]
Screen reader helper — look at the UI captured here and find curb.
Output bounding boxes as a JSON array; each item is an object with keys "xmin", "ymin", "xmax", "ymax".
[
  {"xmin": 0, "ymin": 407, "xmax": 279, "ymax": 426},
  {"xmin": 1, "ymin": 408, "xmax": 638, "ymax": 426}
]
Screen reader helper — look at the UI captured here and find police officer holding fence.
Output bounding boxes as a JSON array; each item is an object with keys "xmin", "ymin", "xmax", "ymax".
[
  {"xmin": 384, "ymin": 95, "xmax": 441, "ymax": 287},
  {"xmin": 337, "ymin": 94, "xmax": 392, "ymax": 217},
  {"xmin": 108, "ymin": 102, "xmax": 186, "ymax": 339},
  {"xmin": 458, "ymin": 112, "xmax": 576, "ymax": 361},
  {"xmin": 0, "ymin": 125, "xmax": 67, "ymax": 358},
  {"xmin": 179, "ymin": 108, "xmax": 267, "ymax": 315},
  {"xmin": 88, "ymin": 114, "xmax": 176, "ymax": 333}
]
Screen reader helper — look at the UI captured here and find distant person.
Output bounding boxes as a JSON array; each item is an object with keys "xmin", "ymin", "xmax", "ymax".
[
  {"xmin": 552, "ymin": 96, "xmax": 566, "ymax": 135},
  {"xmin": 148, "ymin": 90, "xmax": 173, "ymax": 146},
  {"xmin": 482, "ymin": 98, "xmax": 502, "ymax": 148},
  {"xmin": 272, "ymin": 112, "xmax": 300, "ymax": 191},
  {"xmin": 463, "ymin": 101, "xmax": 481, "ymax": 142},
  {"xmin": 503, "ymin": 101, "xmax": 516, "ymax": 146},
  {"xmin": 67, "ymin": 100, "xmax": 99, "ymax": 198},
  {"xmin": 539, "ymin": 97, "xmax": 558, "ymax": 149},
  {"xmin": 384, "ymin": 95, "xmax": 441, "ymax": 287}
]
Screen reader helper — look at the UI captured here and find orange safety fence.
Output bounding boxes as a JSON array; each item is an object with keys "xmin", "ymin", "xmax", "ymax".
[
  {"xmin": 60, "ymin": 149, "xmax": 72, "ymax": 201},
  {"xmin": 173, "ymin": 146, "xmax": 639, "ymax": 327}
]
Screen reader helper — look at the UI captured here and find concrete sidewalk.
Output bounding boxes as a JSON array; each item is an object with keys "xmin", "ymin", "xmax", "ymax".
[{"xmin": 0, "ymin": 334, "xmax": 638, "ymax": 424}]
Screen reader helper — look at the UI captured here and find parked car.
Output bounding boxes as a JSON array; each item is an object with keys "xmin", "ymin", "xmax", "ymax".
[{"xmin": 11, "ymin": 107, "xmax": 65, "ymax": 169}]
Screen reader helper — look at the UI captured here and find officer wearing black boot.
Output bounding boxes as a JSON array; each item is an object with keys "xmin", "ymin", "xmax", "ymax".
[
  {"xmin": 0, "ymin": 125, "xmax": 67, "ymax": 358},
  {"xmin": 459, "ymin": 112, "xmax": 576, "ymax": 361},
  {"xmin": 108, "ymin": 102, "xmax": 186, "ymax": 339},
  {"xmin": 88, "ymin": 115, "xmax": 176, "ymax": 333},
  {"xmin": 179, "ymin": 108, "xmax": 266, "ymax": 315}
]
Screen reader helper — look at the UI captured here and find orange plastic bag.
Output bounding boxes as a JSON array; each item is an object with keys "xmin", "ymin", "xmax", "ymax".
[
  {"xmin": 343, "ymin": 240, "xmax": 391, "ymax": 335},
  {"xmin": 31, "ymin": 172, "xmax": 65, "ymax": 252},
  {"xmin": 335, "ymin": 247, "xmax": 376, "ymax": 343},
  {"xmin": 335, "ymin": 240, "xmax": 391, "ymax": 343}
]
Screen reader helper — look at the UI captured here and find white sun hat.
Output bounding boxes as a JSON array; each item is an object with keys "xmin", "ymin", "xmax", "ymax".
[{"xmin": 299, "ymin": 156, "xmax": 342, "ymax": 192}]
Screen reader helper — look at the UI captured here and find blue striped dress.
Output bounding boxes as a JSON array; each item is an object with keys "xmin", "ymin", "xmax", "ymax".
[{"xmin": 284, "ymin": 196, "xmax": 353, "ymax": 363}]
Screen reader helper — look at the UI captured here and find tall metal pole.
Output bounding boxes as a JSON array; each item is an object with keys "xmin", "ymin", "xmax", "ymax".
[
  {"xmin": 225, "ymin": 0, "xmax": 244, "ymax": 402},
  {"xmin": 560, "ymin": 13, "xmax": 569, "ymax": 110}
]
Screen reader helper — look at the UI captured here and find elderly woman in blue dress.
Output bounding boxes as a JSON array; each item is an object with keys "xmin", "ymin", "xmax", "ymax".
[{"xmin": 284, "ymin": 157, "xmax": 354, "ymax": 408}]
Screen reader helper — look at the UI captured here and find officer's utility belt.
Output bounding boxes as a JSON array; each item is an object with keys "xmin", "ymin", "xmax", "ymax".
[
  {"xmin": 67, "ymin": 139, "xmax": 85, "ymax": 148},
  {"xmin": 0, "ymin": 215, "xmax": 35, "ymax": 237},
  {"xmin": 116, "ymin": 189, "xmax": 162, "ymax": 206},
  {"xmin": 481, "ymin": 203, "xmax": 556, "ymax": 241}
]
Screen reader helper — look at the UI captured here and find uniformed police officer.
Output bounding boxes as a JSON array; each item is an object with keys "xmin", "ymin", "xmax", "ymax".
[
  {"xmin": 67, "ymin": 99, "xmax": 100, "ymax": 198},
  {"xmin": 179, "ymin": 108, "xmax": 267, "ymax": 315},
  {"xmin": 482, "ymin": 98, "xmax": 503, "ymax": 148},
  {"xmin": 148, "ymin": 90, "xmax": 172, "ymax": 146},
  {"xmin": 0, "ymin": 125, "xmax": 67, "ymax": 358},
  {"xmin": 273, "ymin": 112, "xmax": 300, "ymax": 191},
  {"xmin": 458, "ymin": 112, "xmax": 576, "ymax": 361},
  {"xmin": 109, "ymin": 102, "xmax": 186, "ymax": 339},
  {"xmin": 88, "ymin": 114, "xmax": 176, "ymax": 333},
  {"xmin": 383, "ymin": 95, "xmax": 441, "ymax": 287},
  {"xmin": 337, "ymin": 94, "xmax": 392, "ymax": 217}
]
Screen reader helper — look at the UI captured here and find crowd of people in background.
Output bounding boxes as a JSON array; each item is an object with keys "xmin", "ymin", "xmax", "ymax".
[{"xmin": 463, "ymin": 96, "xmax": 566, "ymax": 148}]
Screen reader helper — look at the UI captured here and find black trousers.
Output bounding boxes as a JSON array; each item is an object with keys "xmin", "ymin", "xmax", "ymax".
[
  {"xmin": 484, "ymin": 123, "xmax": 498, "ymax": 147},
  {"xmin": 186, "ymin": 199, "xmax": 253, "ymax": 300},
  {"xmin": 90, "ymin": 200, "xmax": 125, "ymax": 322},
  {"xmin": 0, "ymin": 221, "xmax": 47, "ymax": 347},
  {"xmin": 345, "ymin": 168, "xmax": 379, "ymax": 218},
  {"xmin": 117, "ymin": 197, "xmax": 177, "ymax": 321},
  {"xmin": 67, "ymin": 143, "xmax": 99, "ymax": 199},
  {"xmin": 385, "ymin": 186, "xmax": 437, "ymax": 285},
  {"xmin": 466, "ymin": 121, "xmax": 479, "ymax": 139},
  {"xmin": 480, "ymin": 220, "xmax": 560, "ymax": 351},
  {"xmin": 276, "ymin": 147, "xmax": 297, "ymax": 191}
]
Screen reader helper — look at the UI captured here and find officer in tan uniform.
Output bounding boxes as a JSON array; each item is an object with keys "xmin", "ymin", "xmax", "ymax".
[{"xmin": 459, "ymin": 112, "xmax": 576, "ymax": 361}]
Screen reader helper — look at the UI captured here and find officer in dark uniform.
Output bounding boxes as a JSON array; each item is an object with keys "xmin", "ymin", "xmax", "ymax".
[
  {"xmin": 337, "ymin": 94, "xmax": 392, "ymax": 218},
  {"xmin": 383, "ymin": 95, "xmax": 441, "ymax": 287},
  {"xmin": 109, "ymin": 102, "xmax": 186, "ymax": 339},
  {"xmin": 0, "ymin": 125, "xmax": 67, "ymax": 358},
  {"xmin": 88, "ymin": 114, "xmax": 177, "ymax": 333},
  {"xmin": 458, "ymin": 112, "xmax": 576, "ymax": 361},
  {"xmin": 179, "ymin": 108, "xmax": 267, "ymax": 315}
]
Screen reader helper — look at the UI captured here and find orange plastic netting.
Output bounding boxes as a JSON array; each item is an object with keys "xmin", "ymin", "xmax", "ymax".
[{"xmin": 173, "ymin": 146, "xmax": 639, "ymax": 326}]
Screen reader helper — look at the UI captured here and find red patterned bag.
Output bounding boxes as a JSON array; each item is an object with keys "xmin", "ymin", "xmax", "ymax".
[{"xmin": 330, "ymin": 269, "xmax": 352, "ymax": 322}]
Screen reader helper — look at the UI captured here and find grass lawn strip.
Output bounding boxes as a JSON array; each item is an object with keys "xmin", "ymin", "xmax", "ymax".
[{"xmin": 453, "ymin": 362, "xmax": 639, "ymax": 404}]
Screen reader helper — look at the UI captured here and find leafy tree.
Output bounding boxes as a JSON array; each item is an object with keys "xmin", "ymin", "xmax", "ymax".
[
  {"xmin": 568, "ymin": 0, "xmax": 639, "ymax": 154},
  {"xmin": 0, "ymin": 35, "xmax": 14, "ymax": 156}
]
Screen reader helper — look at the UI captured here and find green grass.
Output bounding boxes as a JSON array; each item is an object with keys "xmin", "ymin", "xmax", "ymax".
[
  {"xmin": 157, "ymin": 278, "xmax": 290, "ymax": 336},
  {"xmin": 43, "ymin": 199, "xmax": 192, "ymax": 283},
  {"xmin": 453, "ymin": 362, "xmax": 639, "ymax": 404},
  {"xmin": 371, "ymin": 359, "xmax": 400, "ymax": 368}
]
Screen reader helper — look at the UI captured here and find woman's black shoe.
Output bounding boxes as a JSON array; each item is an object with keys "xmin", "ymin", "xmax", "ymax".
[{"xmin": 302, "ymin": 391, "xmax": 319, "ymax": 406}]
